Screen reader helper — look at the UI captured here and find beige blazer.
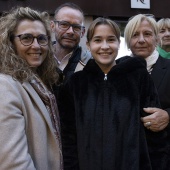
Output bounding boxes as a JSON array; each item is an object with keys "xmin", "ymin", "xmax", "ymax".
[{"xmin": 0, "ymin": 74, "xmax": 62, "ymax": 170}]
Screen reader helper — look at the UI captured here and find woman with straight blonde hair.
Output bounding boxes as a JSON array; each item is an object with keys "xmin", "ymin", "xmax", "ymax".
[{"xmin": 124, "ymin": 13, "xmax": 169, "ymax": 169}]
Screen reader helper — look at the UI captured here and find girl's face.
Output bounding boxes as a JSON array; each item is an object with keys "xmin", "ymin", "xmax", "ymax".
[
  {"xmin": 13, "ymin": 19, "xmax": 49, "ymax": 71},
  {"xmin": 87, "ymin": 24, "xmax": 120, "ymax": 73}
]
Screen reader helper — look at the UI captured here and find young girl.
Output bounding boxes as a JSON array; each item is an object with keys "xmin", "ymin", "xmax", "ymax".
[{"xmin": 59, "ymin": 17, "xmax": 167, "ymax": 170}]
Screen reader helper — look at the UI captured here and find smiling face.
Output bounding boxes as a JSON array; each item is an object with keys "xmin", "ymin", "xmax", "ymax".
[
  {"xmin": 51, "ymin": 7, "xmax": 84, "ymax": 51},
  {"xmin": 129, "ymin": 20, "xmax": 157, "ymax": 58},
  {"xmin": 13, "ymin": 19, "xmax": 48, "ymax": 70},
  {"xmin": 87, "ymin": 24, "xmax": 120, "ymax": 73}
]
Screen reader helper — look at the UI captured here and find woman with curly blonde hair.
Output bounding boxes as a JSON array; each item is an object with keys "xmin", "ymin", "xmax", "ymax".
[
  {"xmin": 0, "ymin": 6, "xmax": 62, "ymax": 170},
  {"xmin": 0, "ymin": 6, "xmax": 58, "ymax": 86}
]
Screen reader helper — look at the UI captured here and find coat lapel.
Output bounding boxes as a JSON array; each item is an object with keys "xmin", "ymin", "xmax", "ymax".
[
  {"xmin": 151, "ymin": 56, "xmax": 167, "ymax": 89},
  {"xmin": 22, "ymin": 82, "xmax": 55, "ymax": 134}
]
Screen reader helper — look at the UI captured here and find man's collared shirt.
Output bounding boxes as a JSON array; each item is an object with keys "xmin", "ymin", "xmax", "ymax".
[{"xmin": 55, "ymin": 52, "xmax": 73, "ymax": 71}]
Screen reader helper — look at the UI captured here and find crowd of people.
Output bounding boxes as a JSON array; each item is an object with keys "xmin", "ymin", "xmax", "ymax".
[{"xmin": 0, "ymin": 2, "xmax": 169, "ymax": 170}]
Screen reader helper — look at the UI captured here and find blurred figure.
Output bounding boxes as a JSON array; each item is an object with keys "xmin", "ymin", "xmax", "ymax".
[
  {"xmin": 60, "ymin": 17, "xmax": 167, "ymax": 170},
  {"xmin": 157, "ymin": 18, "xmax": 170, "ymax": 59},
  {"xmin": 0, "ymin": 7, "xmax": 62, "ymax": 169}
]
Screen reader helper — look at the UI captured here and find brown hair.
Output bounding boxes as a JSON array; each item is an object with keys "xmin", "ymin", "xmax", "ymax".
[
  {"xmin": 87, "ymin": 17, "xmax": 120, "ymax": 43},
  {"xmin": 54, "ymin": 2, "xmax": 84, "ymax": 20}
]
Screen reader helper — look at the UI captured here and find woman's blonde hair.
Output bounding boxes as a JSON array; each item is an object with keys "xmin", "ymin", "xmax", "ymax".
[
  {"xmin": 157, "ymin": 18, "xmax": 170, "ymax": 31},
  {"xmin": 124, "ymin": 14, "xmax": 158, "ymax": 49},
  {"xmin": 87, "ymin": 17, "xmax": 120, "ymax": 43},
  {"xmin": 0, "ymin": 7, "xmax": 58, "ymax": 87}
]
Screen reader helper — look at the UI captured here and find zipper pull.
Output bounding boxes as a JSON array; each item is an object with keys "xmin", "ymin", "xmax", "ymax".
[{"xmin": 104, "ymin": 74, "xmax": 107, "ymax": 81}]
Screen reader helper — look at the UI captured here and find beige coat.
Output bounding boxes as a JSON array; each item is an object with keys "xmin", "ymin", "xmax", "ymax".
[{"xmin": 0, "ymin": 74, "xmax": 62, "ymax": 170}]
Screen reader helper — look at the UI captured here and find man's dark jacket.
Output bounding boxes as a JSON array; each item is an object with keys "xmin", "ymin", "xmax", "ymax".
[{"xmin": 53, "ymin": 46, "xmax": 91, "ymax": 100}]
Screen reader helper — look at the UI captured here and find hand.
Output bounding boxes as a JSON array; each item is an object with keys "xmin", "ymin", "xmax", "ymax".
[{"xmin": 141, "ymin": 107, "xmax": 169, "ymax": 132}]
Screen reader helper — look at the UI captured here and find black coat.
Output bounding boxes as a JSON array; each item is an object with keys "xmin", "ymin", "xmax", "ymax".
[
  {"xmin": 59, "ymin": 57, "xmax": 167, "ymax": 170},
  {"xmin": 151, "ymin": 56, "xmax": 170, "ymax": 117},
  {"xmin": 151, "ymin": 56, "xmax": 170, "ymax": 168}
]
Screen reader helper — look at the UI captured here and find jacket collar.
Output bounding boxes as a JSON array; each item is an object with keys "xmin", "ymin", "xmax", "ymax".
[
  {"xmin": 84, "ymin": 56, "xmax": 146, "ymax": 77},
  {"xmin": 22, "ymin": 81, "xmax": 55, "ymax": 136},
  {"xmin": 151, "ymin": 56, "xmax": 168, "ymax": 89}
]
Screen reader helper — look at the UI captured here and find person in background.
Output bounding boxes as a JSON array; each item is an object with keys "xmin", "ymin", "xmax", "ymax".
[
  {"xmin": 60, "ymin": 17, "xmax": 167, "ymax": 170},
  {"xmin": 124, "ymin": 13, "xmax": 170, "ymax": 168},
  {"xmin": 157, "ymin": 18, "xmax": 170, "ymax": 59},
  {"xmin": 0, "ymin": 7, "xmax": 63, "ymax": 170},
  {"xmin": 51, "ymin": 2, "xmax": 91, "ymax": 83}
]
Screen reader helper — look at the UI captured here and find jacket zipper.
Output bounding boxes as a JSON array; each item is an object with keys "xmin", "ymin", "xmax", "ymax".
[{"xmin": 104, "ymin": 74, "xmax": 107, "ymax": 81}]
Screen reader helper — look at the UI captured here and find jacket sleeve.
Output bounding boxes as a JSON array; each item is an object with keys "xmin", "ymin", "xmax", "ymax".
[
  {"xmin": 58, "ymin": 78, "xmax": 79, "ymax": 170},
  {"xmin": 140, "ymin": 71, "xmax": 168, "ymax": 170},
  {"xmin": 0, "ymin": 75, "xmax": 36, "ymax": 170},
  {"xmin": 165, "ymin": 108, "xmax": 170, "ymax": 116}
]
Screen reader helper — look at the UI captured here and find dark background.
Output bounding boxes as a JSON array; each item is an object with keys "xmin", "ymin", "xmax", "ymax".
[{"xmin": 0, "ymin": 0, "xmax": 169, "ymax": 19}]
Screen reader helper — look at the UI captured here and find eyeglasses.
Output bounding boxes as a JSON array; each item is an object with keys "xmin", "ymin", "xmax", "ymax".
[
  {"xmin": 53, "ymin": 20, "xmax": 85, "ymax": 33},
  {"xmin": 13, "ymin": 34, "xmax": 49, "ymax": 46}
]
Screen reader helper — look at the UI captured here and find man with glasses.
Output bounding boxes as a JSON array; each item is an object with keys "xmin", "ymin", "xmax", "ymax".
[{"xmin": 51, "ymin": 2, "xmax": 91, "ymax": 83}]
